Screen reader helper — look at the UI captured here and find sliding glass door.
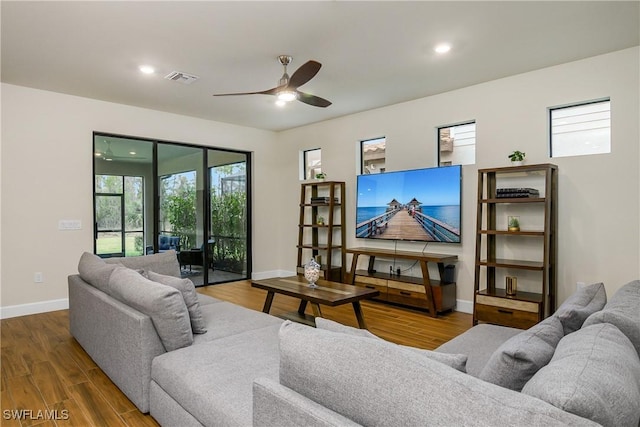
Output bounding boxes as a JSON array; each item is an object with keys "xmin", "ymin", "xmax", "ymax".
[
  {"xmin": 93, "ymin": 133, "xmax": 251, "ymax": 285},
  {"xmin": 208, "ymin": 149, "xmax": 249, "ymax": 281}
]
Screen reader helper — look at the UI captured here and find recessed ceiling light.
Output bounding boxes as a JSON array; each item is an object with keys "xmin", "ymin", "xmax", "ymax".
[
  {"xmin": 129, "ymin": 151, "xmax": 136, "ymax": 155},
  {"xmin": 139, "ymin": 65, "xmax": 156, "ymax": 74},
  {"xmin": 275, "ymin": 100, "xmax": 287, "ymax": 107},
  {"xmin": 434, "ymin": 44, "xmax": 451, "ymax": 54}
]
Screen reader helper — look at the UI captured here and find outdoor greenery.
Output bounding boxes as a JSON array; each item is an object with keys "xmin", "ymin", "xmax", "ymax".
[
  {"xmin": 161, "ymin": 172, "xmax": 197, "ymax": 249},
  {"xmin": 95, "ymin": 175, "xmax": 144, "ymax": 256}
]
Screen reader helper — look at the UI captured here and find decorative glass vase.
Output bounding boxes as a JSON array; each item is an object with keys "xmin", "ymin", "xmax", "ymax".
[{"xmin": 304, "ymin": 258, "xmax": 321, "ymax": 288}]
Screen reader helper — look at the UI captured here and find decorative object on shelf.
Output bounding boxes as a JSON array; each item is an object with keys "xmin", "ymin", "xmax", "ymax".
[
  {"xmin": 304, "ymin": 258, "xmax": 321, "ymax": 288},
  {"xmin": 508, "ymin": 150, "xmax": 526, "ymax": 166},
  {"xmin": 506, "ymin": 276, "xmax": 518, "ymax": 296},
  {"xmin": 317, "ymin": 216, "xmax": 325, "ymax": 225},
  {"xmin": 508, "ymin": 216, "xmax": 520, "ymax": 232},
  {"xmin": 315, "ymin": 172, "xmax": 327, "ymax": 181}
]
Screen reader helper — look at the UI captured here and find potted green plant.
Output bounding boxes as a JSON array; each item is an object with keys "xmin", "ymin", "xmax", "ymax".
[
  {"xmin": 508, "ymin": 216, "xmax": 520, "ymax": 232},
  {"xmin": 508, "ymin": 150, "xmax": 526, "ymax": 166},
  {"xmin": 315, "ymin": 172, "xmax": 327, "ymax": 181}
]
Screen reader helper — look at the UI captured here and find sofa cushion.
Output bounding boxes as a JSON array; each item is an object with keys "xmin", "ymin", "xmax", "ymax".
[
  {"xmin": 109, "ymin": 267, "xmax": 193, "ymax": 351},
  {"xmin": 278, "ymin": 321, "xmax": 598, "ymax": 426},
  {"xmin": 151, "ymin": 323, "xmax": 282, "ymax": 427},
  {"xmin": 192, "ymin": 301, "xmax": 283, "ymax": 345},
  {"xmin": 554, "ymin": 282, "xmax": 606, "ymax": 334},
  {"xmin": 105, "ymin": 250, "xmax": 181, "ymax": 278},
  {"xmin": 315, "ymin": 317, "xmax": 467, "ymax": 372},
  {"xmin": 583, "ymin": 279, "xmax": 640, "ymax": 357},
  {"xmin": 436, "ymin": 323, "xmax": 522, "ymax": 377},
  {"xmin": 77, "ymin": 252, "xmax": 119, "ymax": 293},
  {"xmin": 522, "ymin": 323, "xmax": 640, "ymax": 427},
  {"xmin": 146, "ymin": 271, "xmax": 207, "ymax": 334},
  {"xmin": 478, "ymin": 316, "xmax": 564, "ymax": 391}
]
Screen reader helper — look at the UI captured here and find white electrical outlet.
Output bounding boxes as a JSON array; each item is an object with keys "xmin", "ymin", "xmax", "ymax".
[{"xmin": 34, "ymin": 272, "xmax": 44, "ymax": 283}]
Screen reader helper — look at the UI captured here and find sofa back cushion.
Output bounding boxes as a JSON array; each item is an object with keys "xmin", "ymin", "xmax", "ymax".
[
  {"xmin": 146, "ymin": 271, "xmax": 207, "ymax": 334},
  {"xmin": 522, "ymin": 323, "xmax": 640, "ymax": 427},
  {"xmin": 77, "ymin": 252, "xmax": 120, "ymax": 293},
  {"xmin": 554, "ymin": 282, "xmax": 606, "ymax": 334},
  {"xmin": 479, "ymin": 315, "xmax": 564, "ymax": 391},
  {"xmin": 583, "ymin": 279, "xmax": 640, "ymax": 357},
  {"xmin": 105, "ymin": 250, "xmax": 180, "ymax": 278},
  {"xmin": 109, "ymin": 267, "xmax": 193, "ymax": 351},
  {"xmin": 315, "ymin": 317, "xmax": 467, "ymax": 372},
  {"xmin": 278, "ymin": 321, "xmax": 599, "ymax": 426}
]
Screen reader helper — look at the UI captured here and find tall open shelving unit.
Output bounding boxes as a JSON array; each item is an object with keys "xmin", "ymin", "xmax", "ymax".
[
  {"xmin": 297, "ymin": 181, "xmax": 346, "ymax": 281},
  {"xmin": 474, "ymin": 163, "xmax": 558, "ymax": 329}
]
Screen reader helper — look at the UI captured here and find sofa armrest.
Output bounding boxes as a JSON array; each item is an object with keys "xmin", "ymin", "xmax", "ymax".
[
  {"xmin": 253, "ymin": 378, "xmax": 361, "ymax": 427},
  {"xmin": 68, "ymin": 275, "xmax": 165, "ymax": 413}
]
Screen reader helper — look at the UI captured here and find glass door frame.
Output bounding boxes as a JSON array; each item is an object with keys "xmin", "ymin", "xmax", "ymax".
[{"xmin": 93, "ymin": 131, "xmax": 252, "ymax": 285}]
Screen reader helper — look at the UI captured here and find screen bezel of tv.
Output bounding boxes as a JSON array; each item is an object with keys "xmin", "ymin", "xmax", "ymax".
[{"xmin": 355, "ymin": 165, "xmax": 461, "ymax": 243}]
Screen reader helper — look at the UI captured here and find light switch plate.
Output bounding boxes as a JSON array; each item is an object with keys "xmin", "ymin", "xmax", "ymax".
[{"xmin": 58, "ymin": 220, "xmax": 82, "ymax": 230}]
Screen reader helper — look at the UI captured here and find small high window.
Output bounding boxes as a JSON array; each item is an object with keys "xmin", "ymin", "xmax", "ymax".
[
  {"xmin": 361, "ymin": 137, "xmax": 386, "ymax": 174},
  {"xmin": 438, "ymin": 122, "xmax": 476, "ymax": 166},
  {"xmin": 302, "ymin": 148, "xmax": 322, "ymax": 180},
  {"xmin": 550, "ymin": 99, "xmax": 610, "ymax": 158}
]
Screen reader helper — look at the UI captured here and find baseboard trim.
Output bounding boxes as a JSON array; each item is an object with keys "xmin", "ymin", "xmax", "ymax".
[
  {"xmin": 455, "ymin": 299, "xmax": 473, "ymax": 314},
  {"xmin": 1, "ymin": 298, "xmax": 69, "ymax": 319}
]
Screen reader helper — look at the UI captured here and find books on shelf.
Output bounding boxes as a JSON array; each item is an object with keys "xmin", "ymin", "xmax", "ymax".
[
  {"xmin": 496, "ymin": 188, "xmax": 540, "ymax": 198},
  {"xmin": 310, "ymin": 197, "xmax": 339, "ymax": 204}
]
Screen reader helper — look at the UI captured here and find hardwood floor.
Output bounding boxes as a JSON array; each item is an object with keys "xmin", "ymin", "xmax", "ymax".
[{"xmin": 1, "ymin": 280, "xmax": 472, "ymax": 426}]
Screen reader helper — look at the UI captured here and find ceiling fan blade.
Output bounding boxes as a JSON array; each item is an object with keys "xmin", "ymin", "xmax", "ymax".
[
  {"xmin": 296, "ymin": 91, "xmax": 332, "ymax": 108},
  {"xmin": 288, "ymin": 61, "xmax": 322, "ymax": 89},
  {"xmin": 213, "ymin": 86, "xmax": 281, "ymax": 97}
]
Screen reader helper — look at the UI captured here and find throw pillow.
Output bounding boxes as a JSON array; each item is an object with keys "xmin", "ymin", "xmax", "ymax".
[
  {"xmin": 583, "ymin": 279, "xmax": 640, "ymax": 357},
  {"xmin": 478, "ymin": 316, "xmax": 564, "ymax": 391},
  {"xmin": 146, "ymin": 270, "xmax": 207, "ymax": 334},
  {"xmin": 553, "ymin": 282, "xmax": 606, "ymax": 334},
  {"xmin": 315, "ymin": 317, "xmax": 467, "ymax": 372},
  {"xmin": 109, "ymin": 267, "xmax": 193, "ymax": 351},
  {"xmin": 105, "ymin": 250, "xmax": 181, "ymax": 278},
  {"xmin": 77, "ymin": 252, "xmax": 119, "ymax": 293},
  {"xmin": 522, "ymin": 323, "xmax": 640, "ymax": 427}
]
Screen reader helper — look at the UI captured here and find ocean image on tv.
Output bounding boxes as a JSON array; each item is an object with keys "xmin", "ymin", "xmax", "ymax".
[{"xmin": 356, "ymin": 165, "xmax": 461, "ymax": 243}]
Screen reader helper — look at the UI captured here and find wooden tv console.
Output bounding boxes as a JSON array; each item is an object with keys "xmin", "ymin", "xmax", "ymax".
[{"xmin": 345, "ymin": 247, "xmax": 458, "ymax": 317}]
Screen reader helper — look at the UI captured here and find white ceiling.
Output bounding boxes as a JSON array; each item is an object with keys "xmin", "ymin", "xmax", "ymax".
[{"xmin": 2, "ymin": 1, "xmax": 638, "ymax": 132}]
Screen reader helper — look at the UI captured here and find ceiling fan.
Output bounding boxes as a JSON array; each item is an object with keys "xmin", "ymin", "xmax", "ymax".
[
  {"xmin": 95, "ymin": 140, "xmax": 147, "ymax": 162},
  {"xmin": 213, "ymin": 55, "xmax": 332, "ymax": 108}
]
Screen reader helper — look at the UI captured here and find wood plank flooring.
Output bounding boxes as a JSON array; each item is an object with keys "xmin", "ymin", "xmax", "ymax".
[{"xmin": 1, "ymin": 280, "xmax": 472, "ymax": 426}]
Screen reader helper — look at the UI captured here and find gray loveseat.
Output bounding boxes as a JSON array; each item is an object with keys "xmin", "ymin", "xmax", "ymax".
[{"xmin": 69, "ymin": 251, "xmax": 640, "ymax": 426}]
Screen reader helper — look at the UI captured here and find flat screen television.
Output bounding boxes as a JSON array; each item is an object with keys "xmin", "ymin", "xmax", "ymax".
[{"xmin": 356, "ymin": 165, "xmax": 461, "ymax": 243}]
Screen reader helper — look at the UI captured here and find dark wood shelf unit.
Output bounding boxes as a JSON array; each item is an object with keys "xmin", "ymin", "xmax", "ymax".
[
  {"xmin": 346, "ymin": 247, "xmax": 457, "ymax": 317},
  {"xmin": 297, "ymin": 181, "xmax": 346, "ymax": 281},
  {"xmin": 474, "ymin": 163, "xmax": 558, "ymax": 329}
]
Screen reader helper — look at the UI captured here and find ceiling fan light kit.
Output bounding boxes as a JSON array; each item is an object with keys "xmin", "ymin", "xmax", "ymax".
[{"xmin": 213, "ymin": 55, "xmax": 332, "ymax": 108}]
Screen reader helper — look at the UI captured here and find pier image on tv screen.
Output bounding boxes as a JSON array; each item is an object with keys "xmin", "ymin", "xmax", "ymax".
[{"xmin": 356, "ymin": 165, "xmax": 461, "ymax": 243}]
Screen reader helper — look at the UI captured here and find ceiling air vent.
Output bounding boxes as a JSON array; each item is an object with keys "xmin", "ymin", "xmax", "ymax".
[{"xmin": 164, "ymin": 71, "xmax": 199, "ymax": 85}]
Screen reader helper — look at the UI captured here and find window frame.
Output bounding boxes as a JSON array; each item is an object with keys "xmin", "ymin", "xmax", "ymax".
[
  {"xmin": 360, "ymin": 136, "xmax": 386, "ymax": 175},
  {"xmin": 549, "ymin": 98, "xmax": 611, "ymax": 158},
  {"xmin": 437, "ymin": 121, "xmax": 476, "ymax": 167}
]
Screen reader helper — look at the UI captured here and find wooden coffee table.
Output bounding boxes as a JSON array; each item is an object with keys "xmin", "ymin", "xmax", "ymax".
[{"xmin": 251, "ymin": 276, "xmax": 379, "ymax": 329}]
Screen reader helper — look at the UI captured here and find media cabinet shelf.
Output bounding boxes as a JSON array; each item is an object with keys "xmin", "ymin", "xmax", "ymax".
[
  {"xmin": 297, "ymin": 181, "xmax": 346, "ymax": 282},
  {"xmin": 346, "ymin": 247, "xmax": 457, "ymax": 317},
  {"xmin": 474, "ymin": 163, "xmax": 557, "ymax": 329}
]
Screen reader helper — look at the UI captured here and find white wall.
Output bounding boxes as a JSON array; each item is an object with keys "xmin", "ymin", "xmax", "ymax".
[
  {"xmin": 0, "ymin": 84, "xmax": 279, "ymax": 315},
  {"xmin": 2, "ymin": 47, "xmax": 638, "ymax": 317},
  {"xmin": 276, "ymin": 47, "xmax": 640, "ymax": 308}
]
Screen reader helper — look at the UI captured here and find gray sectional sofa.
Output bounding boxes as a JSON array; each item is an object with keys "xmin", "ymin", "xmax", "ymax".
[{"xmin": 69, "ymin": 252, "xmax": 640, "ymax": 426}]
